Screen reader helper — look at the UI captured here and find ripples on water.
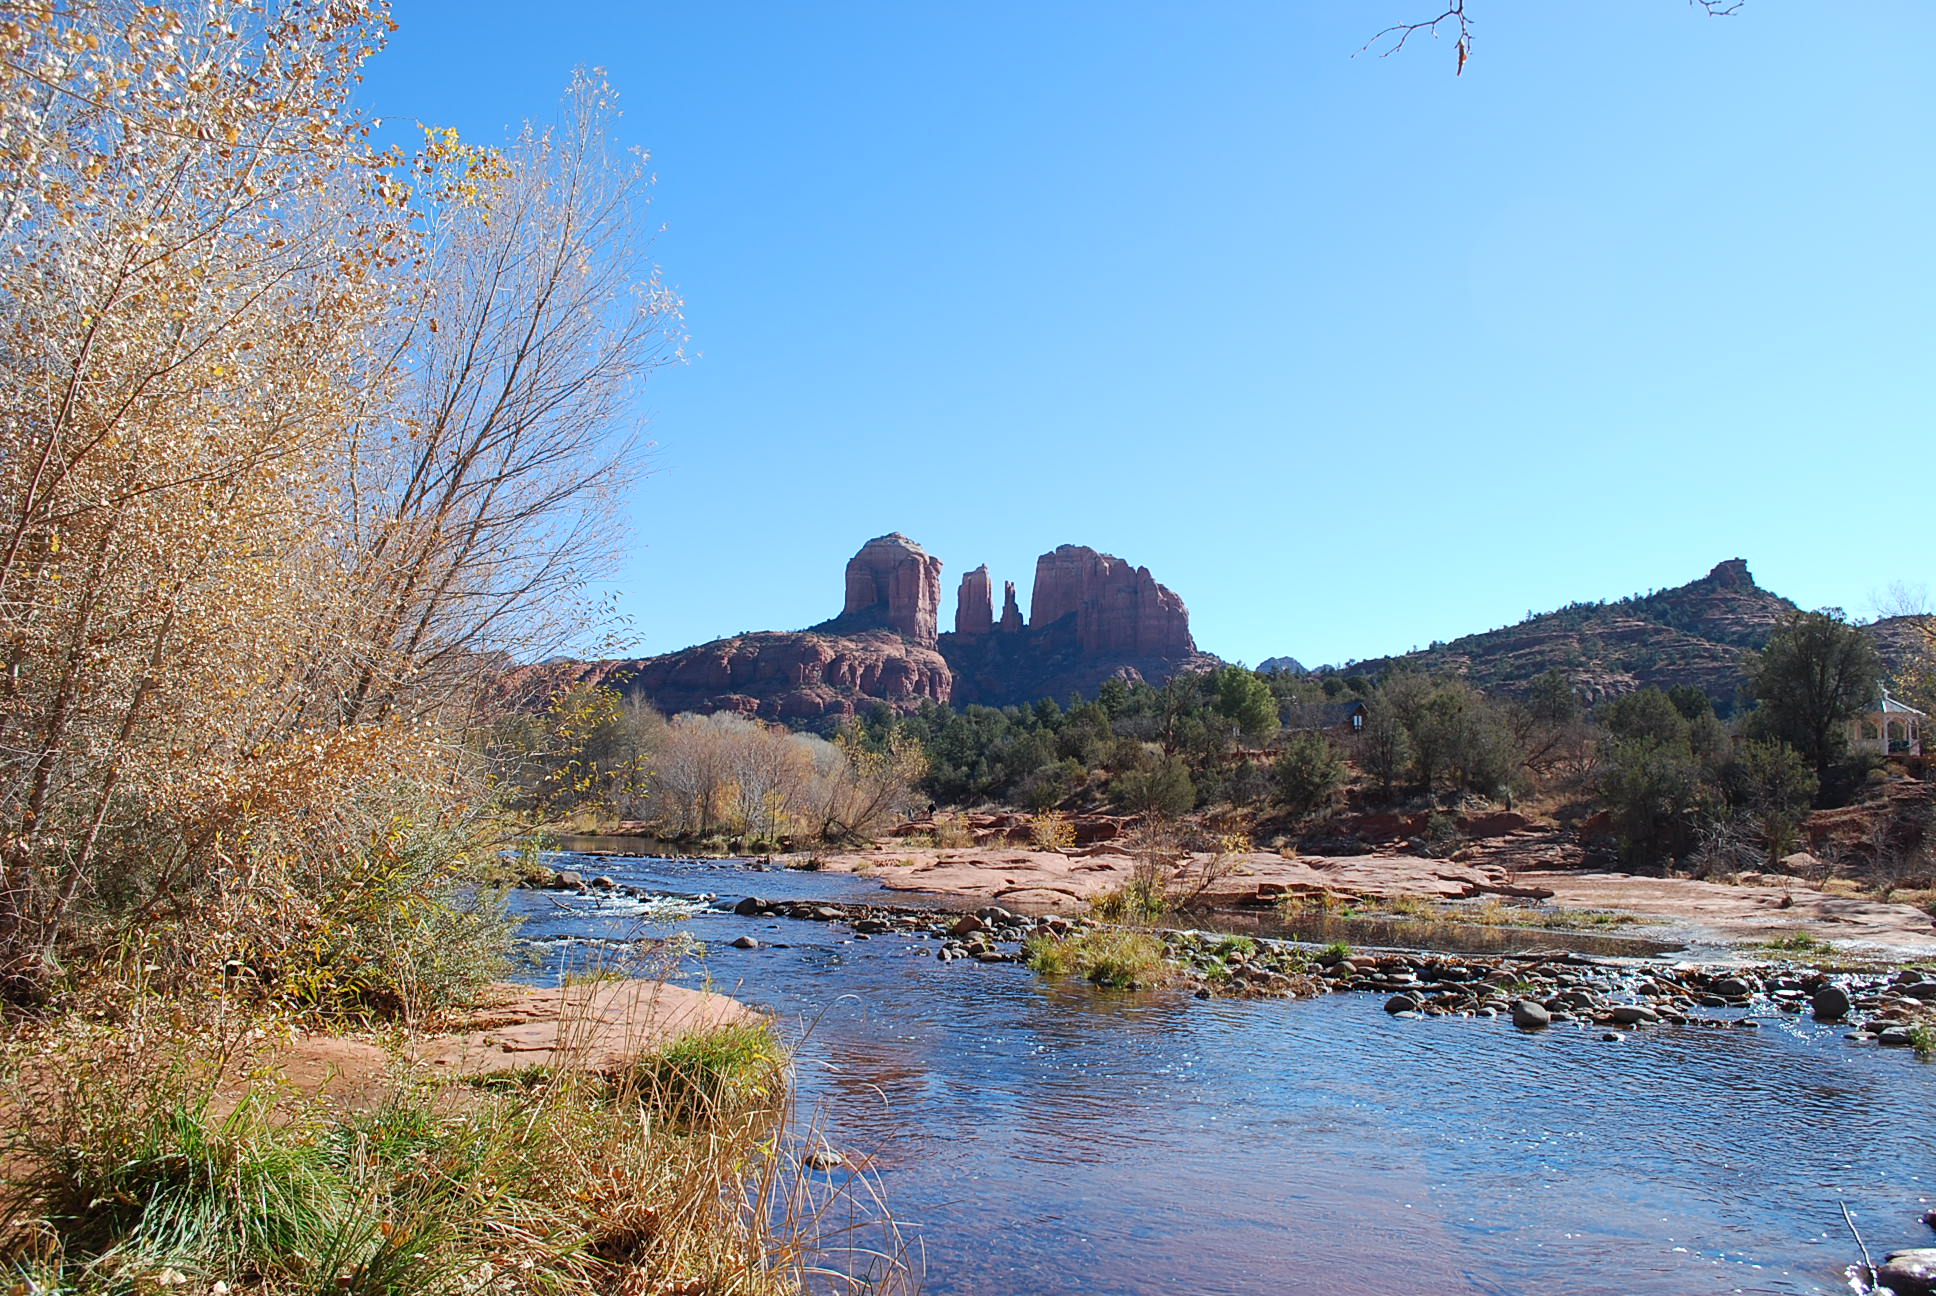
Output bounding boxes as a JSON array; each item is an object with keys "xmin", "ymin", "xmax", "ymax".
[{"xmin": 516, "ymin": 849, "xmax": 1933, "ymax": 1296}]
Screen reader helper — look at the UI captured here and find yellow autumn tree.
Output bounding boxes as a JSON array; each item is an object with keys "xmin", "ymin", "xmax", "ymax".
[{"xmin": 0, "ymin": 2, "xmax": 676, "ymax": 1002}]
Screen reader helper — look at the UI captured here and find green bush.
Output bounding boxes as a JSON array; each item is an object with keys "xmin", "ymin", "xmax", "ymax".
[
  {"xmin": 1107, "ymin": 754, "xmax": 1196, "ymax": 817},
  {"xmin": 1271, "ymin": 732, "xmax": 1345, "ymax": 818}
]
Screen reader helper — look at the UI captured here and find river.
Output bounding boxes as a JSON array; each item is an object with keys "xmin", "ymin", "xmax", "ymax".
[{"xmin": 514, "ymin": 846, "xmax": 1933, "ymax": 1296}]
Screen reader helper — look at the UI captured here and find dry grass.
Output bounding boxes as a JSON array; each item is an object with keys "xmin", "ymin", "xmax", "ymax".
[
  {"xmin": 1275, "ymin": 892, "xmax": 1642, "ymax": 932},
  {"xmin": 0, "ymin": 984, "xmax": 914, "ymax": 1296}
]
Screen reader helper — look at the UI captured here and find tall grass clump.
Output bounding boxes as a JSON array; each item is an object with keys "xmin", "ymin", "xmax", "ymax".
[
  {"xmin": 1024, "ymin": 929, "xmax": 1170, "ymax": 990},
  {"xmin": 0, "ymin": 1003, "xmax": 907, "ymax": 1296}
]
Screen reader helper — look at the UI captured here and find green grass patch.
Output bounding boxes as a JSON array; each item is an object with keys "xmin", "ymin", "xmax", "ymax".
[
  {"xmin": 1751, "ymin": 929, "xmax": 1831, "ymax": 954},
  {"xmin": 632, "ymin": 1020, "xmax": 786, "ymax": 1123},
  {"xmin": 1024, "ymin": 929, "xmax": 1170, "ymax": 990}
]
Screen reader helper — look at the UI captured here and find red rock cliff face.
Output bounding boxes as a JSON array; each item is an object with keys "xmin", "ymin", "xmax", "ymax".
[
  {"xmin": 955, "ymin": 565, "xmax": 993, "ymax": 636},
  {"xmin": 503, "ymin": 630, "xmax": 952, "ymax": 724},
  {"xmin": 1027, "ymin": 544, "xmax": 1195, "ymax": 657},
  {"xmin": 844, "ymin": 533, "xmax": 942, "ymax": 646}
]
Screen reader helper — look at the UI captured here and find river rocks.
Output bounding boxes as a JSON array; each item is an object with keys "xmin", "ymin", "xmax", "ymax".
[
  {"xmin": 1880, "ymin": 1249, "xmax": 1936, "ymax": 1296},
  {"xmin": 1511, "ymin": 999, "xmax": 1551, "ymax": 1030},
  {"xmin": 954, "ymin": 565, "xmax": 994, "ymax": 636},
  {"xmin": 1610, "ymin": 1005, "xmax": 1657, "ymax": 1026},
  {"xmin": 733, "ymin": 896, "xmax": 767, "ymax": 916},
  {"xmin": 730, "ymin": 935, "xmax": 761, "ymax": 950},
  {"xmin": 804, "ymin": 1146, "xmax": 846, "ymax": 1172},
  {"xmin": 1811, "ymin": 984, "xmax": 1853, "ymax": 1021},
  {"xmin": 1385, "ymin": 993, "xmax": 1421, "ymax": 1015}
]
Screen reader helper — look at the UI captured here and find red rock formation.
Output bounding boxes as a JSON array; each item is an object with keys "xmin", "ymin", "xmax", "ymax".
[
  {"xmin": 999, "ymin": 581, "xmax": 1024, "ymax": 633},
  {"xmin": 955, "ymin": 565, "xmax": 993, "ymax": 636},
  {"xmin": 844, "ymin": 533, "xmax": 943, "ymax": 646},
  {"xmin": 1027, "ymin": 544, "xmax": 1195, "ymax": 657},
  {"xmin": 499, "ymin": 629, "xmax": 953, "ymax": 724}
]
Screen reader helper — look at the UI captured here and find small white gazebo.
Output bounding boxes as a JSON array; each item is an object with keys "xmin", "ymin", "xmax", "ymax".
[{"xmin": 1850, "ymin": 692, "xmax": 1924, "ymax": 757}]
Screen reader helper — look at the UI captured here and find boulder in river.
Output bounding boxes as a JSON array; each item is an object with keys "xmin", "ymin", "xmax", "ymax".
[
  {"xmin": 1879, "ymin": 1249, "xmax": 1936, "ymax": 1296},
  {"xmin": 1384, "ymin": 993, "xmax": 1421, "ymax": 1015},
  {"xmin": 1810, "ymin": 984, "xmax": 1852, "ymax": 1021},
  {"xmin": 1511, "ymin": 999, "xmax": 1551, "ymax": 1030}
]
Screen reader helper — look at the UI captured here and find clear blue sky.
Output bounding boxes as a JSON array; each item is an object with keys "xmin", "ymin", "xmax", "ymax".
[{"xmin": 360, "ymin": 2, "xmax": 1934, "ymax": 670}]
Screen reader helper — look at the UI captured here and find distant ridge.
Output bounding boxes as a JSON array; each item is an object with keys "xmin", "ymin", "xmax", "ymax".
[{"xmin": 1289, "ymin": 560, "xmax": 1923, "ymax": 709}]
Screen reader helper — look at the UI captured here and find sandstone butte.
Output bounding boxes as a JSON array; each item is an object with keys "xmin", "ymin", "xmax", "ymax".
[{"xmin": 500, "ymin": 534, "xmax": 1221, "ymax": 722}]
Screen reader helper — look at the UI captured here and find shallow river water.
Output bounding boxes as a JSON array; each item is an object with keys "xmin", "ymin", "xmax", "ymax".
[{"xmin": 516, "ymin": 848, "xmax": 1933, "ymax": 1296}]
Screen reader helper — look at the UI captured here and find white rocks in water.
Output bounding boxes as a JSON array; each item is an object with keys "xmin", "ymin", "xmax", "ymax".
[
  {"xmin": 804, "ymin": 1146, "xmax": 845, "ymax": 1171},
  {"xmin": 730, "ymin": 935, "xmax": 761, "ymax": 950},
  {"xmin": 1511, "ymin": 999, "xmax": 1551, "ymax": 1031},
  {"xmin": 1811, "ymin": 984, "xmax": 1853, "ymax": 1021},
  {"xmin": 1880, "ymin": 1249, "xmax": 1936, "ymax": 1296}
]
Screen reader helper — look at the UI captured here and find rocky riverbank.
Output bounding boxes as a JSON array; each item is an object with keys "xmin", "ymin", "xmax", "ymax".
[{"xmin": 525, "ymin": 867, "xmax": 1936, "ymax": 1055}]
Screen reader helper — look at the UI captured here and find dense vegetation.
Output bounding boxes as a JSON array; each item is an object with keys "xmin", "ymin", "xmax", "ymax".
[{"xmin": 521, "ymin": 608, "xmax": 1929, "ymax": 882}]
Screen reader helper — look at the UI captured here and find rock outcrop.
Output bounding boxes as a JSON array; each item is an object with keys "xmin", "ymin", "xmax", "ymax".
[
  {"xmin": 999, "ymin": 581, "xmax": 1024, "ymax": 633},
  {"xmin": 938, "ymin": 544, "xmax": 1214, "ymax": 707},
  {"xmin": 843, "ymin": 533, "xmax": 943, "ymax": 646},
  {"xmin": 1028, "ymin": 544, "xmax": 1195, "ymax": 657},
  {"xmin": 501, "ymin": 629, "xmax": 954, "ymax": 724},
  {"xmin": 507, "ymin": 534, "xmax": 1218, "ymax": 722},
  {"xmin": 955, "ymin": 565, "xmax": 993, "ymax": 636}
]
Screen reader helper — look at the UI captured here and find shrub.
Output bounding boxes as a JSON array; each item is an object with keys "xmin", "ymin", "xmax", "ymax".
[
  {"xmin": 1029, "ymin": 810, "xmax": 1077, "ymax": 852},
  {"xmin": 1271, "ymin": 732, "xmax": 1345, "ymax": 819},
  {"xmin": 1108, "ymin": 754, "xmax": 1196, "ymax": 817},
  {"xmin": 231, "ymin": 790, "xmax": 518, "ymax": 1023}
]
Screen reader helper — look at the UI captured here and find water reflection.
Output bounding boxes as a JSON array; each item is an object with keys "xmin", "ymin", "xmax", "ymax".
[{"xmin": 515, "ymin": 851, "xmax": 1931, "ymax": 1296}]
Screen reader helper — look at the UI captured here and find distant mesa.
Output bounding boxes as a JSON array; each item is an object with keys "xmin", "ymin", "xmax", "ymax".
[{"xmin": 505, "ymin": 533, "xmax": 1218, "ymax": 723}]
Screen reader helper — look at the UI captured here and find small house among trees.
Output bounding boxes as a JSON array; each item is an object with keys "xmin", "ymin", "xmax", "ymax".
[
  {"xmin": 1286, "ymin": 700, "xmax": 1368, "ymax": 735},
  {"xmin": 1848, "ymin": 693, "xmax": 1924, "ymax": 757}
]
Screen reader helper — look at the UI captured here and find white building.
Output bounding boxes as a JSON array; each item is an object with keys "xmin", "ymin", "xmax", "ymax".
[{"xmin": 1849, "ymin": 693, "xmax": 1924, "ymax": 757}]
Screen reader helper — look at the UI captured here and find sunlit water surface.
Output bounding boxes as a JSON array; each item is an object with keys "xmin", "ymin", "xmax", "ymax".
[{"xmin": 514, "ymin": 848, "xmax": 1933, "ymax": 1296}]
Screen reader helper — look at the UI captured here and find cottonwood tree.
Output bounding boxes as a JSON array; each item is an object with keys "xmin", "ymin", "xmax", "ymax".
[
  {"xmin": 335, "ymin": 73, "xmax": 682, "ymax": 726},
  {"xmin": 0, "ymin": 0, "xmax": 412, "ymax": 992},
  {"xmin": 0, "ymin": 2, "xmax": 677, "ymax": 997}
]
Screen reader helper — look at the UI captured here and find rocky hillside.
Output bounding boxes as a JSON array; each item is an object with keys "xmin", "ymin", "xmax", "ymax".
[
  {"xmin": 1327, "ymin": 559, "xmax": 1923, "ymax": 708},
  {"xmin": 502, "ymin": 534, "xmax": 1219, "ymax": 723}
]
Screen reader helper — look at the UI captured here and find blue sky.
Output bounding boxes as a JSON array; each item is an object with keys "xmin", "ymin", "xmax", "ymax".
[{"xmin": 359, "ymin": 2, "xmax": 1934, "ymax": 670}]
